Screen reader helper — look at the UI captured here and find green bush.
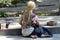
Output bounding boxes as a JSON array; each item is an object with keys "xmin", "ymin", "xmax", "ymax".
[
  {"xmin": 0, "ymin": 0, "xmax": 12, "ymax": 4},
  {"xmin": 0, "ymin": 11, "xmax": 8, "ymax": 17},
  {"xmin": 11, "ymin": 0, "xmax": 29, "ymax": 4}
]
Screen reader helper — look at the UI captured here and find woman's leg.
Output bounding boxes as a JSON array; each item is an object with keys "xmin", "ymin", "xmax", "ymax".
[
  {"xmin": 42, "ymin": 27, "xmax": 53, "ymax": 37},
  {"xmin": 36, "ymin": 26, "xmax": 53, "ymax": 37}
]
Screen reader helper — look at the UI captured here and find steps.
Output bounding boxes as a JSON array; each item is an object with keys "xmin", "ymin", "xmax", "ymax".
[
  {"xmin": 0, "ymin": 27, "xmax": 60, "ymax": 36},
  {"xmin": 0, "ymin": 16, "xmax": 60, "ymax": 35}
]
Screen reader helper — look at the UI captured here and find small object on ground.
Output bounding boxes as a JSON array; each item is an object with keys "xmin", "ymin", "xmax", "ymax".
[
  {"xmin": 47, "ymin": 21, "xmax": 57, "ymax": 26},
  {"xmin": 1, "ymin": 23, "xmax": 6, "ymax": 29},
  {"xmin": 6, "ymin": 23, "xmax": 10, "ymax": 28}
]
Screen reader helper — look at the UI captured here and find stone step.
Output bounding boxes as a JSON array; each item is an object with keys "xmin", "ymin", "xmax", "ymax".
[
  {"xmin": 0, "ymin": 27, "xmax": 60, "ymax": 35},
  {"xmin": 0, "ymin": 34, "xmax": 60, "ymax": 40},
  {"xmin": 0, "ymin": 6, "xmax": 58, "ymax": 13},
  {"xmin": 0, "ymin": 16, "xmax": 60, "ymax": 35}
]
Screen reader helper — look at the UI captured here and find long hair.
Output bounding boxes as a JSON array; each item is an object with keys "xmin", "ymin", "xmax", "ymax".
[
  {"xmin": 26, "ymin": 1, "xmax": 36, "ymax": 24},
  {"xmin": 27, "ymin": 1, "xmax": 36, "ymax": 10}
]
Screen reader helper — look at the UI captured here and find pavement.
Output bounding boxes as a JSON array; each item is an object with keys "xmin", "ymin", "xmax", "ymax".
[
  {"xmin": 0, "ymin": 34, "xmax": 60, "ymax": 40},
  {"xmin": 0, "ymin": 16, "xmax": 60, "ymax": 40}
]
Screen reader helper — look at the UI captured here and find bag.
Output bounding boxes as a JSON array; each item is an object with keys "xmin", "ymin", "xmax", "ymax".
[{"xmin": 22, "ymin": 26, "xmax": 34, "ymax": 36}]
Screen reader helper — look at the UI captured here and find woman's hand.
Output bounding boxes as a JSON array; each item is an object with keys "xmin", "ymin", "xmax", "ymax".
[
  {"xmin": 19, "ymin": 19, "xmax": 23, "ymax": 25},
  {"xmin": 33, "ymin": 20, "xmax": 39, "ymax": 25}
]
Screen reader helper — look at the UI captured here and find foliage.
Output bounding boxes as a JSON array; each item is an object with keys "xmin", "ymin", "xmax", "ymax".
[
  {"xmin": 0, "ymin": 0, "xmax": 12, "ymax": 4},
  {"xmin": 0, "ymin": 11, "xmax": 8, "ymax": 17},
  {"xmin": 38, "ymin": 13, "xmax": 50, "ymax": 16},
  {"xmin": 11, "ymin": 0, "xmax": 29, "ymax": 4},
  {"xmin": 17, "ymin": 10, "xmax": 27, "ymax": 14},
  {"xmin": 0, "ymin": 0, "xmax": 29, "ymax": 7}
]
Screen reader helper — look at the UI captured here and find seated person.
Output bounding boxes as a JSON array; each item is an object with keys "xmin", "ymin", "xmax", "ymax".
[{"xmin": 19, "ymin": 1, "xmax": 53, "ymax": 37}]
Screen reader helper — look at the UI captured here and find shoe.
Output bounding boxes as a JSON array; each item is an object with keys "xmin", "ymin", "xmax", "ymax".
[
  {"xmin": 41, "ymin": 34, "xmax": 52, "ymax": 38},
  {"xmin": 30, "ymin": 35, "xmax": 38, "ymax": 39}
]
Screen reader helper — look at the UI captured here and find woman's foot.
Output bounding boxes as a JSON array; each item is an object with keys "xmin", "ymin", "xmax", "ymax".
[
  {"xmin": 41, "ymin": 34, "xmax": 52, "ymax": 38},
  {"xmin": 30, "ymin": 35, "xmax": 38, "ymax": 39}
]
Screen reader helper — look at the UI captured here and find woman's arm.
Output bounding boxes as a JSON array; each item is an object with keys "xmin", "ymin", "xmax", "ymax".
[
  {"xmin": 19, "ymin": 15, "xmax": 23, "ymax": 25},
  {"xmin": 19, "ymin": 19, "xmax": 23, "ymax": 25},
  {"xmin": 33, "ymin": 20, "xmax": 39, "ymax": 25}
]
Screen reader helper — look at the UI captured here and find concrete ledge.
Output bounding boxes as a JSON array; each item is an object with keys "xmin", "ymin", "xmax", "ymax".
[
  {"xmin": 0, "ymin": 27, "xmax": 60, "ymax": 35},
  {"xmin": 48, "ymin": 27, "xmax": 60, "ymax": 34},
  {"xmin": 0, "ymin": 29, "xmax": 22, "ymax": 36},
  {"xmin": 0, "ymin": 16, "xmax": 60, "ymax": 35}
]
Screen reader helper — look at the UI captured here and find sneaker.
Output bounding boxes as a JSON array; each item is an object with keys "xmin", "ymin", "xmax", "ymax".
[
  {"xmin": 31, "ymin": 35, "xmax": 38, "ymax": 39},
  {"xmin": 41, "ymin": 34, "xmax": 52, "ymax": 38}
]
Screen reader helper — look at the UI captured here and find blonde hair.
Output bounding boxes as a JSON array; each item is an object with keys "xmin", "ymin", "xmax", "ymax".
[{"xmin": 27, "ymin": 1, "xmax": 36, "ymax": 10}]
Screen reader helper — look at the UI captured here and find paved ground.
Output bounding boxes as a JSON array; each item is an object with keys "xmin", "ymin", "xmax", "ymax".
[
  {"xmin": 0, "ymin": 34, "xmax": 60, "ymax": 40},
  {"xmin": 0, "ymin": 16, "xmax": 60, "ymax": 40}
]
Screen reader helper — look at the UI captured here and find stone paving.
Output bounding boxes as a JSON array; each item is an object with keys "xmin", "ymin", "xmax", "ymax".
[
  {"xmin": 0, "ymin": 16, "xmax": 60, "ymax": 40},
  {"xmin": 0, "ymin": 34, "xmax": 60, "ymax": 40}
]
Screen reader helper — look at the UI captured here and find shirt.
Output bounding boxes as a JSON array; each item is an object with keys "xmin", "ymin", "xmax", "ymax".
[
  {"xmin": 21, "ymin": 13, "xmax": 37, "ymax": 28},
  {"xmin": 21, "ymin": 13, "xmax": 39, "ymax": 36}
]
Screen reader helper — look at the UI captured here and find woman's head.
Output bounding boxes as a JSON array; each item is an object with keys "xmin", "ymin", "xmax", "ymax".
[{"xmin": 27, "ymin": 1, "xmax": 36, "ymax": 10}]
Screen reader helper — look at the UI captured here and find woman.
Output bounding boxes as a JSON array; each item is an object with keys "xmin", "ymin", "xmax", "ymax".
[{"xmin": 19, "ymin": 1, "xmax": 52, "ymax": 37}]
